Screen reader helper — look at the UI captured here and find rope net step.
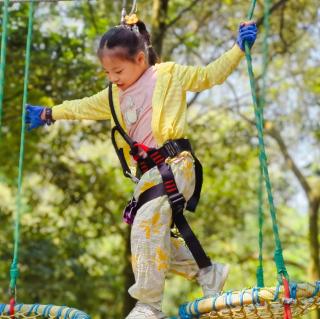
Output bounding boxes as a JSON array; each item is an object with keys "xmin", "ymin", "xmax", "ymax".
[
  {"xmin": 178, "ymin": 281, "xmax": 320, "ymax": 319},
  {"xmin": 0, "ymin": 304, "xmax": 90, "ymax": 319}
]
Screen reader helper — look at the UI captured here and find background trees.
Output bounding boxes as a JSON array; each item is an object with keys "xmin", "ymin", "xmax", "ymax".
[{"xmin": 0, "ymin": 1, "xmax": 319, "ymax": 318}]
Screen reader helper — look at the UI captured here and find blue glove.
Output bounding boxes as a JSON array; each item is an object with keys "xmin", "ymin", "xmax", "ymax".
[
  {"xmin": 25, "ymin": 104, "xmax": 46, "ymax": 131},
  {"xmin": 236, "ymin": 22, "xmax": 257, "ymax": 51}
]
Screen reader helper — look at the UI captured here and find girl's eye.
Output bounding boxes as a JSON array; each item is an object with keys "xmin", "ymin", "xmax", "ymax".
[{"xmin": 116, "ymin": 70, "xmax": 123, "ymax": 74}]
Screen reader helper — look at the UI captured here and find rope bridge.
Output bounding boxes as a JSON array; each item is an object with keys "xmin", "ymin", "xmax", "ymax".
[
  {"xmin": 0, "ymin": 304, "xmax": 90, "ymax": 319},
  {"xmin": 177, "ymin": 282, "xmax": 320, "ymax": 319}
]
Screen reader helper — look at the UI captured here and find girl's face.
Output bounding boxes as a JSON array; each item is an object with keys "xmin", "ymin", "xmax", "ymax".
[{"xmin": 101, "ymin": 49, "xmax": 148, "ymax": 91}]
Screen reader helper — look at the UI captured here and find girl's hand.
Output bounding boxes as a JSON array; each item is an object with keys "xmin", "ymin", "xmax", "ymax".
[
  {"xmin": 25, "ymin": 104, "xmax": 46, "ymax": 131},
  {"xmin": 236, "ymin": 21, "xmax": 257, "ymax": 51}
]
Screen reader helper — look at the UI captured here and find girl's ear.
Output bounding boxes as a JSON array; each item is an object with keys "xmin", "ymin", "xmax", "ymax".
[{"xmin": 136, "ymin": 51, "xmax": 147, "ymax": 65}]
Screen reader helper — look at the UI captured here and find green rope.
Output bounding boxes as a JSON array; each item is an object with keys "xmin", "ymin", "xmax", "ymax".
[
  {"xmin": 256, "ymin": 0, "xmax": 271, "ymax": 289},
  {"xmin": 0, "ymin": 0, "xmax": 10, "ymax": 136},
  {"xmin": 9, "ymin": 1, "xmax": 35, "ymax": 297},
  {"xmin": 245, "ymin": 0, "xmax": 289, "ymax": 281},
  {"xmin": 256, "ymin": 164, "xmax": 265, "ymax": 287}
]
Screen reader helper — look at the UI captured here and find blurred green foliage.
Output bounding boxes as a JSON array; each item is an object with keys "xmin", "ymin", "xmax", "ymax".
[{"xmin": 0, "ymin": 1, "xmax": 319, "ymax": 318}]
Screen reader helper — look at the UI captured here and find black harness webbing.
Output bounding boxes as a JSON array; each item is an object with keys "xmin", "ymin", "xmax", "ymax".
[{"xmin": 108, "ymin": 83, "xmax": 211, "ymax": 269}]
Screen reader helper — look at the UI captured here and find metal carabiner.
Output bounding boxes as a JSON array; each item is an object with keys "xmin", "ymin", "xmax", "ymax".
[
  {"xmin": 120, "ymin": 0, "xmax": 138, "ymax": 24},
  {"xmin": 125, "ymin": 170, "xmax": 140, "ymax": 184}
]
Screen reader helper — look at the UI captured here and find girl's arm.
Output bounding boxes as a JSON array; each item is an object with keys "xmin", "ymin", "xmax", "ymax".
[
  {"xmin": 175, "ymin": 45, "xmax": 244, "ymax": 93},
  {"xmin": 26, "ymin": 89, "xmax": 111, "ymax": 131},
  {"xmin": 52, "ymin": 88, "xmax": 110, "ymax": 120},
  {"xmin": 175, "ymin": 22, "xmax": 257, "ymax": 92}
]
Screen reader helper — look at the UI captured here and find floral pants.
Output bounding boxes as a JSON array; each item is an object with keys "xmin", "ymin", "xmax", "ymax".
[{"xmin": 128, "ymin": 152, "xmax": 199, "ymax": 308}]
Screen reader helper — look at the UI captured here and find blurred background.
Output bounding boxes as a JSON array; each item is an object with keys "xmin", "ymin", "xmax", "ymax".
[{"xmin": 0, "ymin": 0, "xmax": 319, "ymax": 318}]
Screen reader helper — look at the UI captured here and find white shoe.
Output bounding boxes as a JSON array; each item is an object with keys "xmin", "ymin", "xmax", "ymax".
[
  {"xmin": 197, "ymin": 262, "xmax": 229, "ymax": 296},
  {"xmin": 126, "ymin": 302, "xmax": 167, "ymax": 319}
]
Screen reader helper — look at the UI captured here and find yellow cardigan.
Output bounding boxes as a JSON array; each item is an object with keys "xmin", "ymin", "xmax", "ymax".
[{"xmin": 52, "ymin": 45, "xmax": 244, "ymax": 162}]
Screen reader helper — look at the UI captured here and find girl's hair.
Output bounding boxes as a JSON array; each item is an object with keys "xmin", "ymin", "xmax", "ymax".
[{"xmin": 97, "ymin": 21, "xmax": 158, "ymax": 65}]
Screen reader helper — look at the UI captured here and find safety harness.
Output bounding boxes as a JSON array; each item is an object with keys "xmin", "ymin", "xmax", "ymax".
[{"xmin": 108, "ymin": 83, "xmax": 211, "ymax": 269}]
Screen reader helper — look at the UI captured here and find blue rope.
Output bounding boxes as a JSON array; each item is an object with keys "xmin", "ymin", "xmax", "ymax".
[
  {"xmin": 193, "ymin": 298, "xmax": 201, "ymax": 316},
  {"xmin": 0, "ymin": 304, "xmax": 90, "ymax": 319},
  {"xmin": 42, "ymin": 304, "xmax": 54, "ymax": 317},
  {"xmin": 239, "ymin": 289, "xmax": 247, "ymax": 307},
  {"xmin": 64, "ymin": 308, "xmax": 73, "ymax": 319},
  {"xmin": 225, "ymin": 291, "xmax": 234, "ymax": 307},
  {"xmin": 0, "ymin": 304, "xmax": 6, "ymax": 314},
  {"xmin": 290, "ymin": 282, "xmax": 297, "ymax": 300},
  {"xmin": 27, "ymin": 303, "xmax": 37, "ymax": 316},
  {"xmin": 252, "ymin": 287, "xmax": 260, "ymax": 304},
  {"xmin": 178, "ymin": 303, "xmax": 192, "ymax": 319},
  {"xmin": 56, "ymin": 306, "xmax": 66, "ymax": 319},
  {"xmin": 212, "ymin": 294, "xmax": 219, "ymax": 311},
  {"xmin": 34, "ymin": 304, "xmax": 41, "ymax": 314},
  {"xmin": 273, "ymin": 283, "xmax": 281, "ymax": 301},
  {"xmin": 312, "ymin": 281, "xmax": 320, "ymax": 297},
  {"xmin": 17, "ymin": 304, "xmax": 23, "ymax": 311}
]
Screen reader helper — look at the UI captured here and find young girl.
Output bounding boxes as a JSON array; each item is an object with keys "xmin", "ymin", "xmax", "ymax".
[{"xmin": 26, "ymin": 17, "xmax": 257, "ymax": 319}]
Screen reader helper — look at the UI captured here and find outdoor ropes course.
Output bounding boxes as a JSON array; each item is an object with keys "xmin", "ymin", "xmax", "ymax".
[{"xmin": 0, "ymin": 0, "xmax": 319, "ymax": 319}]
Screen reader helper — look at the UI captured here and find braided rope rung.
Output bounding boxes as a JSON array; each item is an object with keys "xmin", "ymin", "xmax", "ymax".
[
  {"xmin": 178, "ymin": 282, "xmax": 320, "ymax": 319},
  {"xmin": 0, "ymin": 304, "xmax": 90, "ymax": 319}
]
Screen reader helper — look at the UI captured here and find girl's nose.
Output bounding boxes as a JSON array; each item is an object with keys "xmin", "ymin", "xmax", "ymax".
[{"xmin": 109, "ymin": 75, "xmax": 119, "ymax": 83}]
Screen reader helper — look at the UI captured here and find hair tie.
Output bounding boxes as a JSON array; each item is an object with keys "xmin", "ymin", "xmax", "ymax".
[{"xmin": 124, "ymin": 13, "xmax": 139, "ymax": 26}]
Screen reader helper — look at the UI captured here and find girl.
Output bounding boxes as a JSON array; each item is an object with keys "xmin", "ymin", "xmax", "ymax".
[{"xmin": 26, "ymin": 17, "xmax": 257, "ymax": 319}]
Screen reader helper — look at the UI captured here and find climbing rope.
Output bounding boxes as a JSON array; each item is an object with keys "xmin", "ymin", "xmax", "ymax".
[
  {"xmin": 0, "ymin": 3, "xmax": 91, "ymax": 318},
  {"xmin": 0, "ymin": 0, "xmax": 10, "ymax": 136},
  {"xmin": 9, "ymin": 0, "xmax": 34, "ymax": 312},
  {"xmin": 245, "ymin": 0, "xmax": 289, "ymax": 282},
  {"xmin": 256, "ymin": 0, "xmax": 271, "ymax": 289},
  {"xmin": 174, "ymin": 1, "xmax": 318, "ymax": 318}
]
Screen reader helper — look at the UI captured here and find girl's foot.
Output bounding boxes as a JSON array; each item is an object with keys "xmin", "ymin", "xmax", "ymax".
[
  {"xmin": 126, "ymin": 302, "xmax": 167, "ymax": 319},
  {"xmin": 197, "ymin": 262, "xmax": 229, "ymax": 296}
]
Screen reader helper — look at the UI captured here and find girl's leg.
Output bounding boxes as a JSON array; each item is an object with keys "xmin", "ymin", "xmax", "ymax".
[
  {"xmin": 128, "ymin": 153, "xmax": 197, "ymax": 308},
  {"xmin": 128, "ymin": 195, "xmax": 172, "ymax": 310},
  {"xmin": 168, "ymin": 155, "xmax": 229, "ymax": 295},
  {"xmin": 169, "ymin": 236, "xmax": 199, "ymax": 280},
  {"xmin": 168, "ymin": 153, "xmax": 199, "ymax": 280}
]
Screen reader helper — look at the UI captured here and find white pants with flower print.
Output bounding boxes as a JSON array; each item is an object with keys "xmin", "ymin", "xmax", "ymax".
[{"xmin": 128, "ymin": 152, "xmax": 200, "ymax": 309}]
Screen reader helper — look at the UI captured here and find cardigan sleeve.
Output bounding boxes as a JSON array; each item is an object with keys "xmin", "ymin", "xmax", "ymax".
[
  {"xmin": 174, "ymin": 45, "xmax": 244, "ymax": 92},
  {"xmin": 52, "ymin": 88, "xmax": 111, "ymax": 120}
]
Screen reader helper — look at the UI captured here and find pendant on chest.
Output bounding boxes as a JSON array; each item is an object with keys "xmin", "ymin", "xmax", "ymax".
[{"xmin": 124, "ymin": 96, "xmax": 139, "ymax": 125}]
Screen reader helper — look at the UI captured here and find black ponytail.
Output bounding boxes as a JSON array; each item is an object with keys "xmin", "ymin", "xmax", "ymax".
[
  {"xmin": 97, "ymin": 21, "xmax": 159, "ymax": 66},
  {"xmin": 135, "ymin": 21, "xmax": 158, "ymax": 65}
]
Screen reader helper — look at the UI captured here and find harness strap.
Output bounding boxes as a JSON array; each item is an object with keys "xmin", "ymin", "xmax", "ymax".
[
  {"xmin": 157, "ymin": 162, "xmax": 211, "ymax": 269},
  {"xmin": 108, "ymin": 82, "xmax": 211, "ymax": 269},
  {"xmin": 135, "ymin": 172, "xmax": 211, "ymax": 269},
  {"xmin": 138, "ymin": 139, "xmax": 203, "ymax": 212},
  {"xmin": 136, "ymin": 183, "xmax": 165, "ymax": 210}
]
